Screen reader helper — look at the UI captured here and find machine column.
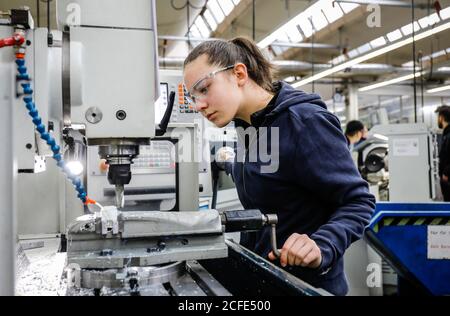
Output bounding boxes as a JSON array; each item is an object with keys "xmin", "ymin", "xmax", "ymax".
[{"xmin": 0, "ymin": 64, "xmax": 16, "ymax": 296}]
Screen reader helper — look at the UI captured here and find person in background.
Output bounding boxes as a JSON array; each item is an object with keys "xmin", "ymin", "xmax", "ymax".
[
  {"xmin": 345, "ymin": 120, "xmax": 365, "ymax": 150},
  {"xmin": 435, "ymin": 106, "xmax": 450, "ymax": 201},
  {"xmin": 355, "ymin": 125, "xmax": 369, "ymax": 147}
]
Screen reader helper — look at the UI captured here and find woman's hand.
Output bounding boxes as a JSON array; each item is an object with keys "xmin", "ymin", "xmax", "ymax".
[{"xmin": 268, "ymin": 233, "xmax": 322, "ymax": 269}]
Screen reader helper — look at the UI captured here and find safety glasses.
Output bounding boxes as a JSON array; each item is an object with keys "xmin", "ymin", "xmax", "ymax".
[{"xmin": 184, "ymin": 65, "xmax": 235, "ymax": 106}]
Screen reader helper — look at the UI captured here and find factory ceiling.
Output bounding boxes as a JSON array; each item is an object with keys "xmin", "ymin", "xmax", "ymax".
[{"xmin": 1, "ymin": 0, "xmax": 450, "ymax": 99}]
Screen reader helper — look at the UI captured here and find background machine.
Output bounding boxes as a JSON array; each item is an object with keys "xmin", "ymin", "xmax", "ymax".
[
  {"xmin": 354, "ymin": 124, "xmax": 450, "ymax": 295},
  {"xmin": 356, "ymin": 123, "xmax": 439, "ymax": 202}
]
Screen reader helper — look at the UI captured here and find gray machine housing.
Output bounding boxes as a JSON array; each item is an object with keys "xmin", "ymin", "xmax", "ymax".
[{"xmin": 370, "ymin": 123, "xmax": 439, "ymax": 202}]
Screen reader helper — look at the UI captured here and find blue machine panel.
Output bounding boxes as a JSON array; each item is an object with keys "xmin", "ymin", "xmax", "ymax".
[{"xmin": 366, "ymin": 203, "xmax": 450, "ymax": 296}]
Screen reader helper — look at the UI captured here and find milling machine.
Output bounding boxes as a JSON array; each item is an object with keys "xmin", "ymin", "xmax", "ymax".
[{"xmin": 0, "ymin": 0, "xmax": 330, "ymax": 296}]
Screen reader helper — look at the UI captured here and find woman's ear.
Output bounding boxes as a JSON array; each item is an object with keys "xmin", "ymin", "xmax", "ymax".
[{"xmin": 233, "ymin": 63, "xmax": 249, "ymax": 87}]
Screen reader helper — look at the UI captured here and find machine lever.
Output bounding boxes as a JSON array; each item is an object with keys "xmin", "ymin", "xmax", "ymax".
[
  {"xmin": 270, "ymin": 224, "xmax": 281, "ymax": 258},
  {"xmin": 221, "ymin": 210, "xmax": 281, "ymax": 258},
  {"xmin": 156, "ymin": 91, "xmax": 176, "ymax": 136}
]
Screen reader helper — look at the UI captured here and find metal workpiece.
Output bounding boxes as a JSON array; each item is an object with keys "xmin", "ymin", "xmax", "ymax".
[
  {"xmin": 67, "ymin": 209, "xmax": 225, "ymax": 238},
  {"xmin": 119, "ymin": 210, "xmax": 223, "ymax": 238},
  {"xmin": 99, "ymin": 206, "xmax": 119, "ymax": 235},
  {"xmin": 66, "ymin": 209, "xmax": 228, "ymax": 269}
]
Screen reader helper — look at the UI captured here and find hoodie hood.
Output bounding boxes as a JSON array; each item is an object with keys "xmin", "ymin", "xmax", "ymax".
[
  {"xmin": 268, "ymin": 81, "xmax": 327, "ymax": 117},
  {"xmin": 236, "ymin": 81, "xmax": 328, "ymax": 129}
]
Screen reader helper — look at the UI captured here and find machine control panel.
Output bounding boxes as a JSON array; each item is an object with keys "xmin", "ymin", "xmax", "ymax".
[
  {"xmin": 178, "ymin": 83, "xmax": 198, "ymax": 114},
  {"xmin": 157, "ymin": 70, "xmax": 203, "ymax": 124}
]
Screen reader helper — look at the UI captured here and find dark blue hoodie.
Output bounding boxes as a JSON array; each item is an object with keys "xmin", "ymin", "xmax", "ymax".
[{"xmin": 227, "ymin": 82, "xmax": 375, "ymax": 296}]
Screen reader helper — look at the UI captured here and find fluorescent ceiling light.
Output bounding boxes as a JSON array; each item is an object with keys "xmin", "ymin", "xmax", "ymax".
[
  {"xmin": 298, "ymin": 19, "xmax": 314, "ymax": 38},
  {"xmin": 310, "ymin": 12, "xmax": 328, "ymax": 31},
  {"xmin": 402, "ymin": 47, "xmax": 450, "ymax": 67},
  {"xmin": 203, "ymin": 9, "xmax": 218, "ymax": 30},
  {"xmin": 190, "ymin": 24, "xmax": 202, "ymax": 38},
  {"xmin": 293, "ymin": 19, "xmax": 450, "ymax": 88},
  {"xmin": 418, "ymin": 14, "xmax": 440, "ymax": 28},
  {"xmin": 207, "ymin": 0, "xmax": 225, "ymax": 24},
  {"xmin": 370, "ymin": 36, "xmax": 387, "ymax": 48},
  {"xmin": 347, "ymin": 48, "xmax": 359, "ymax": 58},
  {"xmin": 386, "ymin": 29, "xmax": 402, "ymax": 42},
  {"xmin": 322, "ymin": 1, "xmax": 344, "ymax": 23},
  {"xmin": 257, "ymin": 0, "xmax": 355, "ymax": 49},
  {"xmin": 327, "ymin": 8, "xmax": 447, "ymax": 72},
  {"xmin": 441, "ymin": 6, "xmax": 450, "ymax": 19},
  {"xmin": 401, "ymin": 21, "xmax": 420, "ymax": 35},
  {"xmin": 356, "ymin": 43, "xmax": 372, "ymax": 54},
  {"xmin": 189, "ymin": 0, "xmax": 241, "ymax": 38},
  {"xmin": 285, "ymin": 22, "xmax": 303, "ymax": 42},
  {"xmin": 219, "ymin": 0, "xmax": 235, "ymax": 15},
  {"xmin": 427, "ymin": 85, "xmax": 450, "ymax": 93},
  {"xmin": 359, "ymin": 72, "xmax": 423, "ymax": 92},
  {"xmin": 195, "ymin": 17, "xmax": 210, "ymax": 37}
]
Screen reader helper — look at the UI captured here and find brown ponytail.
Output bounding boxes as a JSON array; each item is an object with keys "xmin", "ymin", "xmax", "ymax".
[{"xmin": 184, "ymin": 37, "xmax": 275, "ymax": 93}]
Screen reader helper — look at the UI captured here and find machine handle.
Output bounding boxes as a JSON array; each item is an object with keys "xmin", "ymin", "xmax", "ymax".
[
  {"xmin": 270, "ymin": 224, "xmax": 281, "ymax": 258},
  {"xmin": 156, "ymin": 91, "xmax": 176, "ymax": 136},
  {"xmin": 221, "ymin": 210, "xmax": 281, "ymax": 258},
  {"xmin": 222, "ymin": 210, "xmax": 265, "ymax": 232}
]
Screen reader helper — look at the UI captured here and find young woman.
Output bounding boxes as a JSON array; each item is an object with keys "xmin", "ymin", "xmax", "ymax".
[{"xmin": 183, "ymin": 37, "xmax": 375, "ymax": 296}]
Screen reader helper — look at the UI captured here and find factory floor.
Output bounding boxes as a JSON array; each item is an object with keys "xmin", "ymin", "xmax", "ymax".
[{"xmin": 16, "ymin": 237, "xmax": 67, "ymax": 296}]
